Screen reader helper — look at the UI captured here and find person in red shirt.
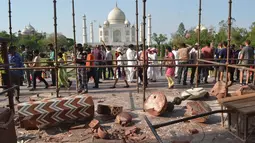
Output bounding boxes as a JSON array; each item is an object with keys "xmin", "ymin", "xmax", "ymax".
[{"xmin": 201, "ymin": 42, "xmax": 214, "ymax": 83}]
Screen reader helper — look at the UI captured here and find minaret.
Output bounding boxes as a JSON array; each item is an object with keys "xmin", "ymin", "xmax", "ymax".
[
  {"xmin": 82, "ymin": 15, "xmax": 87, "ymax": 44},
  {"xmin": 147, "ymin": 14, "xmax": 152, "ymax": 46},
  {"xmin": 139, "ymin": 22, "xmax": 143, "ymax": 42},
  {"xmin": 90, "ymin": 22, "xmax": 94, "ymax": 43}
]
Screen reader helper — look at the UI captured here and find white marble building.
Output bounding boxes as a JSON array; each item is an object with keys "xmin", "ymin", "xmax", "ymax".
[{"xmin": 83, "ymin": 4, "xmax": 152, "ymax": 46}]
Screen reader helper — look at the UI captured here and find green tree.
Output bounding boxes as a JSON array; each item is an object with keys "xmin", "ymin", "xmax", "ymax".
[
  {"xmin": 248, "ymin": 22, "xmax": 255, "ymax": 46},
  {"xmin": 0, "ymin": 31, "xmax": 10, "ymax": 38},
  {"xmin": 151, "ymin": 33, "xmax": 168, "ymax": 46},
  {"xmin": 176, "ymin": 22, "xmax": 186, "ymax": 37}
]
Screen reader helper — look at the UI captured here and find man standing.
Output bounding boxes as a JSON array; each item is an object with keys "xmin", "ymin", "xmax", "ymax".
[
  {"xmin": 218, "ymin": 41, "xmax": 232, "ymax": 83},
  {"xmin": 214, "ymin": 43, "xmax": 223, "ymax": 82},
  {"xmin": 48, "ymin": 44, "xmax": 56, "ymax": 86},
  {"xmin": 201, "ymin": 42, "xmax": 214, "ymax": 83},
  {"xmin": 8, "ymin": 46, "xmax": 24, "ymax": 102},
  {"xmin": 106, "ymin": 46, "xmax": 114, "ymax": 80},
  {"xmin": 21, "ymin": 45, "xmax": 32, "ymax": 87},
  {"xmin": 147, "ymin": 48, "xmax": 157, "ymax": 82},
  {"xmin": 239, "ymin": 40, "xmax": 254, "ymax": 86},
  {"xmin": 76, "ymin": 44, "xmax": 88, "ymax": 93},
  {"xmin": 92, "ymin": 46, "xmax": 102, "ymax": 88},
  {"xmin": 126, "ymin": 44, "xmax": 136, "ymax": 83},
  {"xmin": 177, "ymin": 43, "xmax": 191, "ymax": 85},
  {"xmin": 189, "ymin": 43, "xmax": 199, "ymax": 85}
]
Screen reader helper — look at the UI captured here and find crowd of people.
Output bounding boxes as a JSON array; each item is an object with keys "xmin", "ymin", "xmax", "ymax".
[{"xmin": 1, "ymin": 39, "xmax": 254, "ymax": 102}]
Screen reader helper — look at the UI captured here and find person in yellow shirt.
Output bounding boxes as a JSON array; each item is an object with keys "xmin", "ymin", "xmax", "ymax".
[{"xmin": 60, "ymin": 47, "xmax": 72, "ymax": 87}]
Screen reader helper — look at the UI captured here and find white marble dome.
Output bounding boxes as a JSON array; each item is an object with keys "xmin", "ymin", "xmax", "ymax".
[
  {"xmin": 21, "ymin": 24, "xmax": 35, "ymax": 35},
  {"xmin": 104, "ymin": 20, "xmax": 109, "ymax": 25},
  {"xmin": 124, "ymin": 20, "xmax": 130, "ymax": 25},
  {"xmin": 194, "ymin": 25, "xmax": 207, "ymax": 32},
  {"xmin": 107, "ymin": 5, "xmax": 126, "ymax": 24}
]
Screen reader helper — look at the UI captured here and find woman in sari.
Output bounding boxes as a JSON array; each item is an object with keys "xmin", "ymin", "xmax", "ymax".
[
  {"xmin": 165, "ymin": 47, "xmax": 175, "ymax": 89},
  {"xmin": 57, "ymin": 52, "xmax": 70, "ymax": 90}
]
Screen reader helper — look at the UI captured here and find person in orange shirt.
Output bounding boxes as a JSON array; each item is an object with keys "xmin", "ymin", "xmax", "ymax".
[{"xmin": 86, "ymin": 48, "xmax": 98, "ymax": 88}]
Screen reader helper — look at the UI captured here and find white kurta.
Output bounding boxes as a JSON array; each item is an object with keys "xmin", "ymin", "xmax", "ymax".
[
  {"xmin": 147, "ymin": 52, "xmax": 157, "ymax": 81},
  {"xmin": 172, "ymin": 50, "xmax": 178, "ymax": 77},
  {"xmin": 126, "ymin": 48, "xmax": 136, "ymax": 82}
]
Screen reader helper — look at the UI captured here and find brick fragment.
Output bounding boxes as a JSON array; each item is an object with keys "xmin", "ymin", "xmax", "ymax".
[{"xmin": 89, "ymin": 119, "xmax": 100, "ymax": 129}]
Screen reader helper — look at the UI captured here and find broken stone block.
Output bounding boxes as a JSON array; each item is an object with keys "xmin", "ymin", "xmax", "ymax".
[
  {"xmin": 185, "ymin": 101, "xmax": 212, "ymax": 123},
  {"xmin": 125, "ymin": 126, "xmax": 139, "ymax": 136},
  {"xmin": 97, "ymin": 104, "xmax": 123, "ymax": 116},
  {"xmin": 144, "ymin": 92, "xmax": 168, "ymax": 116},
  {"xmin": 210, "ymin": 81, "xmax": 227, "ymax": 99},
  {"xmin": 115, "ymin": 112, "xmax": 132, "ymax": 127},
  {"xmin": 97, "ymin": 127, "xmax": 109, "ymax": 139},
  {"xmin": 236, "ymin": 85, "xmax": 255, "ymax": 96},
  {"xmin": 89, "ymin": 119, "xmax": 100, "ymax": 129}
]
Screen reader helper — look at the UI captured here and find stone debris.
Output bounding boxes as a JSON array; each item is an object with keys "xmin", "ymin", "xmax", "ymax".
[
  {"xmin": 115, "ymin": 112, "xmax": 133, "ymax": 127},
  {"xmin": 144, "ymin": 92, "xmax": 168, "ymax": 116},
  {"xmin": 210, "ymin": 81, "xmax": 227, "ymax": 99},
  {"xmin": 236, "ymin": 85, "xmax": 255, "ymax": 96},
  {"xmin": 185, "ymin": 101, "xmax": 212, "ymax": 123},
  {"xmin": 97, "ymin": 127, "xmax": 109, "ymax": 139},
  {"xmin": 97, "ymin": 104, "xmax": 123, "ymax": 116},
  {"xmin": 89, "ymin": 119, "xmax": 100, "ymax": 129},
  {"xmin": 188, "ymin": 129, "xmax": 199, "ymax": 135}
]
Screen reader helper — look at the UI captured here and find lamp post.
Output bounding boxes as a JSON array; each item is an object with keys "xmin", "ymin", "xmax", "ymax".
[{"xmin": 226, "ymin": 0, "xmax": 232, "ymax": 96}]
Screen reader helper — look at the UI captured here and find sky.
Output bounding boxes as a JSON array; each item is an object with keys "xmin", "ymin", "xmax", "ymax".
[{"xmin": 0, "ymin": 0, "xmax": 255, "ymax": 43}]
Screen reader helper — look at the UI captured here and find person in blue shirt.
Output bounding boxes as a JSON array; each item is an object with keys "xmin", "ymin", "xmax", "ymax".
[
  {"xmin": 8, "ymin": 46, "xmax": 24, "ymax": 103},
  {"xmin": 214, "ymin": 43, "xmax": 222, "ymax": 82},
  {"xmin": 48, "ymin": 43, "xmax": 56, "ymax": 86}
]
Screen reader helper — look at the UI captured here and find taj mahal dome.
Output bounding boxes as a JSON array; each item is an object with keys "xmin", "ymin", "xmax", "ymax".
[{"xmin": 82, "ymin": 4, "xmax": 152, "ymax": 46}]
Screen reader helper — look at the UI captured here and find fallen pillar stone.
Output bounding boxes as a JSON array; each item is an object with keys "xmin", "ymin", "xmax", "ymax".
[
  {"xmin": 184, "ymin": 101, "xmax": 212, "ymax": 123},
  {"xmin": 17, "ymin": 95, "xmax": 94, "ymax": 130},
  {"xmin": 210, "ymin": 81, "xmax": 227, "ymax": 99},
  {"xmin": 144, "ymin": 92, "xmax": 168, "ymax": 116},
  {"xmin": 97, "ymin": 104, "xmax": 123, "ymax": 116},
  {"xmin": 115, "ymin": 112, "xmax": 132, "ymax": 127}
]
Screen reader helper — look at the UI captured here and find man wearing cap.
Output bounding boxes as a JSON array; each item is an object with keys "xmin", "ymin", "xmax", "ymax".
[
  {"xmin": 147, "ymin": 47, "xmax": 158, "ymax": 82},
  {"xmin": 126, "ymin": 44, "xmax": 136, "ymax": 83}
]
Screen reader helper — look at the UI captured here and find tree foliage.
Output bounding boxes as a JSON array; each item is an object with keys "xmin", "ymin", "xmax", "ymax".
[{"xmin": 151, "ymin": 33, "xmax": 168, "ymax": 45}]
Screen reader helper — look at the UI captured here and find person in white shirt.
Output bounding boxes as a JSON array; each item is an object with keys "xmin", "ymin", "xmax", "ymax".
[
  {"xmin": 147, "ymin": 47, "xmax": 158, "ymax": 82},
  {"xmin": 172, "ymin": 47, "xmax": 178, "ymax": 78},
  {"xmin": 126, "ymin": 44, "xmax": 136, "ymax": 83},
  {"xmin": 106, "ymin": 46, "xmax": 114, "ymax": 79},
  {"xmin": 111, "ymin": 47, "xmax": 129, "ymax": 88},
  {"xmin": 189, "ymin": 43, "xmax": 199, "ymax": 85}
]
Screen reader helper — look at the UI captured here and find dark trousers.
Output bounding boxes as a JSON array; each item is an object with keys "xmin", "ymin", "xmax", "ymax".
[
  {"xmin": 33, "ymin": 71, "xmax": 48, "ymax": 89},
  {"xmin": 51, "ymin": 69, "xmax": 56, "ymax": 85},
  {"xmin": 78, "ymin": 68, "xmax": 88, "ymax": 92},
  {"xmin": 177, "ymin": 62, "xmax": 188, "ymax": 84},
  {"xmin": 138, "ymin": 67, "xmax": 148, "ymax": 86},
  {"xmin": 94, "ymin": 62, "xmax": 100, "ymax": 88},
  {"xmin": 201, "ymin": 67, "xmax": 209, "ymax": 82},
  {"xmin": 236, "ymin": 69, "xmax": 240, "ymax": 81},
  {"xmin": 107, "ymin": 61, "xmax": 114, "ymax": 78},
  {"xmin": 190, "ymin": 67, "xmax": 202, "ymax": 84}
]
